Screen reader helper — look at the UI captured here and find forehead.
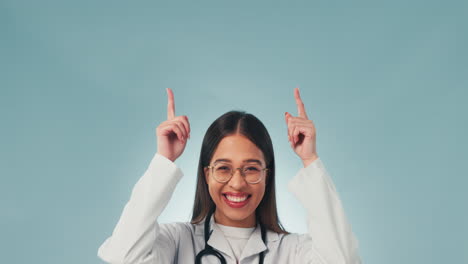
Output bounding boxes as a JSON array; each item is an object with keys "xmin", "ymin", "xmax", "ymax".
[{"xmin": 211, "ymin": 134, "xmax": 265, "ymax": 164}]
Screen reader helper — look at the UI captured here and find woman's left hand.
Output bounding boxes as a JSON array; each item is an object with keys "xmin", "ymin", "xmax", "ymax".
[{"xmin": 285, "ymin": 88, "xmax": 319, "ymax": 167}]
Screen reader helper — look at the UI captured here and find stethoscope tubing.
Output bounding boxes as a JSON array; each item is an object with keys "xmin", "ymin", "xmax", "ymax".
[{"xmin": 195, "ymin": 207, "xmax": 266, "ymax": 264}]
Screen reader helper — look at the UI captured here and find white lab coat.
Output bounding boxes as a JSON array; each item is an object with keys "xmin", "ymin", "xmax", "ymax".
[{"xmin": 98, "ymin": 153, "xmax": 362, "ymax": 264}]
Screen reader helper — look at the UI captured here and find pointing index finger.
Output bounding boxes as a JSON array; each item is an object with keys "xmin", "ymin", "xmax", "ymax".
[
  {"xmin": 294, "ymin": 87, "xmax": 308, "ymax": 119},
  {"xmin": 167, "ymin": 88, "xmax": 175, "ymax": 120}
]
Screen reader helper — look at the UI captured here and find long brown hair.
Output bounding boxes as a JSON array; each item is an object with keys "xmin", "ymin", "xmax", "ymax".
[{"xmin": 190, "ymin": 111, "xmax": 289, "ymax": 234}]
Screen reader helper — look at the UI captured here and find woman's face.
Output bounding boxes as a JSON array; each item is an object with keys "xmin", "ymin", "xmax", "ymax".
[{"xmin": 204, "ymin": 134, "xmax": 267, "ymax": 228}]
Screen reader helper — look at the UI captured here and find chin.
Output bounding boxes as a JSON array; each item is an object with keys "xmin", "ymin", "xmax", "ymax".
[
  {"xmin": 224, "ymin": 209, "xmax": 254, "ymax": 221},
  {"xmin": 214, "ymin": 195, "xmax": 260, "ymax": 225}
]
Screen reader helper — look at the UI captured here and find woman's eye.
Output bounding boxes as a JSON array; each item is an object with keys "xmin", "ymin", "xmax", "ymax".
[
  {"xmin": 246, "ymin": 167, "xmax": 260, "ymax": 171},
  {"xmin": 217, "ymin": 166, "xmax": 230, "ymax": 171}
]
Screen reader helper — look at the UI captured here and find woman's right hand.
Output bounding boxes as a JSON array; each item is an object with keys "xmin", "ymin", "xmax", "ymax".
[{"xmin": 156, "ymin": 88, "xmax": 191, "ymax": 162}]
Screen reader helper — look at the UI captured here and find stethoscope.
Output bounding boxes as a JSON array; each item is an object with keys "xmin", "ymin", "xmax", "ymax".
[{"xmin": 195, "ymin": 207, "xmax": 267, "ymax": 264}]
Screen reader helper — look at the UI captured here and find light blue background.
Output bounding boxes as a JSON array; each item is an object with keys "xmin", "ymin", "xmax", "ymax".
[{"xmin": 1, "ymin": 0, "xmax": 467, "ymax": 263}]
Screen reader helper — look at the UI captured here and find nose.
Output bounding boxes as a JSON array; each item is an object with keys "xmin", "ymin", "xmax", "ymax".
[{"xmin": 228, "ymin": 168, "xmax": 248, "ymax": 190}]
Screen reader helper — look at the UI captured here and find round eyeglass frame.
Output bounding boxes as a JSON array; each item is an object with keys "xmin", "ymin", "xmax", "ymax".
[{"xmin": 205, "ymin": 164, "xmax": 268, "ymax": 184}]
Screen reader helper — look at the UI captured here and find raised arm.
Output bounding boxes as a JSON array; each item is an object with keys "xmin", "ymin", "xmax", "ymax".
[
  {"xmin": 285, "ymin": 87, "xmax": 362, "ymax": 263},
  {"xmin": 97, "ymin": 88, "xmax": 190, "ymax": 263}
]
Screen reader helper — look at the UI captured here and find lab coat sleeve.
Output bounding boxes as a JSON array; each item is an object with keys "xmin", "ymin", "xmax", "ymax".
[
  {"xmin": 97, "ymin": 153, "xmax": 183, "ymax": 264},
  {"xmin": 288, "ymin": 158, "xmax": 362, "ymax": 264}
]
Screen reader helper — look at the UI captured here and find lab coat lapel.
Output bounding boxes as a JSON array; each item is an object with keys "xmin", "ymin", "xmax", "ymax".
[
  {"xmin": 239, "ymin": 223, "xmax": 267, "ymax": 261},
  {"xmin": 206, "ymin": 215, "xmax": 235, "ymax": 259}
]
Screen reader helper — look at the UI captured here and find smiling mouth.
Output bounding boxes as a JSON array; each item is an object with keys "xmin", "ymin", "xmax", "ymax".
[{"xmin": 223, "ymin": 194, "xmax": 252, "ymax": 202}]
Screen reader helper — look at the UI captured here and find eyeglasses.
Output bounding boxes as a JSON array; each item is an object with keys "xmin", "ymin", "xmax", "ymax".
[{"xmin": 205, "ymin": 162, "xmax": 268, "ymax": 184}]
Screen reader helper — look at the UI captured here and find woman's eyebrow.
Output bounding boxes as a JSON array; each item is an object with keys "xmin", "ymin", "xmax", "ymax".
[{"xmin": 213, "ymin": 158, "xmax": 262, "ymax": 165}]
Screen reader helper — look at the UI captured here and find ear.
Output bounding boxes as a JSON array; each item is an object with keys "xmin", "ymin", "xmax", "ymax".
[{"xmin": 204, "ymin": 167, "xmax": 210, "ymax": 184}]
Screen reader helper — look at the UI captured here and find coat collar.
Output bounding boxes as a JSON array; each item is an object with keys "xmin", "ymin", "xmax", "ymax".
[{"xmin": 194, "ymin": 215, "xmax": 280, "ymax": 261}]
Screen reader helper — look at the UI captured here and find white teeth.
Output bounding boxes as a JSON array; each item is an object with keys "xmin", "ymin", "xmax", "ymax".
[{"xmin": 225, "ymin": 195, "xmax": 249, "ymax": 202}]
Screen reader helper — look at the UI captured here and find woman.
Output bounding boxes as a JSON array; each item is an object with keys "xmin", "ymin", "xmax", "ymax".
[{"xmin": 98, "ymin": 88, "xmax": 362, "ymax": 263}]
